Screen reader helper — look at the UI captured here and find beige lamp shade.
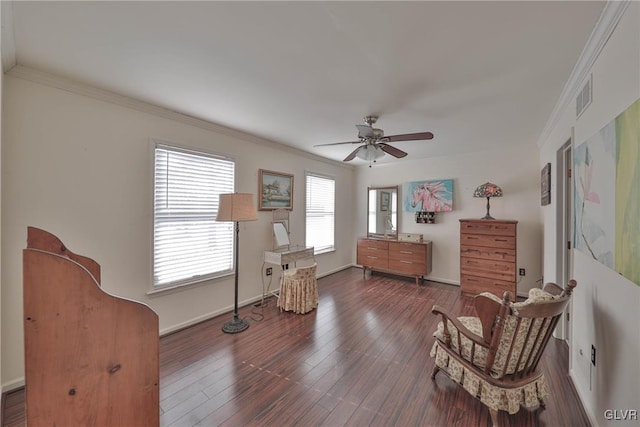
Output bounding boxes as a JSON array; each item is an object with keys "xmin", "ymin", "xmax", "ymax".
[{"xmin": 216, "ymin": 193, "xmax": 258, "ymax": 222}]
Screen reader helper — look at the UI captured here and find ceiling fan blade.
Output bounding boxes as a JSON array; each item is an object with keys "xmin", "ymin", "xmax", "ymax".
[
  {"xmin": 379, "ymin": 143, "xmax": 408, "ymax": 158},
  {"xmin": 356, "ymin": 125, "xmax": 374, "ymax": 138},
  {"xmin": 314, "ymin": 140, "xmax": 361, "ymax": 147},
  {"xmin": 343, "ymin": 147, "xmax": 360, "ymax": 162},
  {"xmin": 384, "ymin": 131, "xmax": 434, "ymax": 142}
]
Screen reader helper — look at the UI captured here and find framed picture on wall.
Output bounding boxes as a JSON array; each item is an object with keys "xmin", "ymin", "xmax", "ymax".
[
  {"xmin": 541, "ymin": 162, "xmax": 551, "ymax": 206},
  {"xmin": 258, "ymin": 169, "xmax": 294, "ymax": 210}
]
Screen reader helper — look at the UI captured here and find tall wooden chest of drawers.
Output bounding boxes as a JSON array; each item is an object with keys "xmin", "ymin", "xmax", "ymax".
[
  {"xmin": 459, "ymin": 219, "xmax": 517, "ymax": 297},
  {"xmin": 357, "ymin": 238, "xmax": 432, "ymax": 285}
]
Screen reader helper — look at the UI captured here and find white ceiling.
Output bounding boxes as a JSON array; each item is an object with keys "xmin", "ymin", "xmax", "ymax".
[{"xmin": 4, "ymin": 1, "xmax": 605, "ymax": 165}]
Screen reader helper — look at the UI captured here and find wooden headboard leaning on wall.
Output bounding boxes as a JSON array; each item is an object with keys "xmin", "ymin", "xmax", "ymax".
[{"xmin": 23, "ymin": 227, "xmax": 159, "ymax": 426}]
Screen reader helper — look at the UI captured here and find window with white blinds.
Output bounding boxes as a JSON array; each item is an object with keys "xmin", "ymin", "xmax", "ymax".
[
  {"xmin": 305, "ymin": 172, "xmax": 335, "ymax": 253},
  {"xmin": 153, "ymin": 144, "xmax": 235, "ymax": 288}
]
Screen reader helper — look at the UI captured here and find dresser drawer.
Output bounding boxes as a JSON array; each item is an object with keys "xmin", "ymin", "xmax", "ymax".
[
  {"xmin": 460, "ymin": 274, "xmax": 516, "ymax": 298},
  {"xmin": 358, "ymin": 252, "xmax": 388, "ymax": 270},
  {"xmin": 388, "ymin": 258, "xmax": 425, "ymax": 275},
  {"xmin": 460, "ymin": 234, "xmax": 515, "ymax": 249},
  {"xmin": 357, "ymin": 239, "xmax": 389, "ymax": 270},
  {"xmin": 388, "ymin": 242, "xmax": 425, "ymax": 263},
  {"xmin": 357, "ymin": 238, "xmax": 389, "ymax": 251},
  {"xmin": 460, "ymin": 257, "xmax": 516, "ymax": 282},
  {"xmin": 460, "ymin": 245, "xmax": 516, "ymax": 263},
  {"xmin": 460, "ymin": 221, "xmax": 516, "ymax": 236}
]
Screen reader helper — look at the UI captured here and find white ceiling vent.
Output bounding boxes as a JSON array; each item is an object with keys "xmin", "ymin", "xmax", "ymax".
[{"xmin": 576, "ymin": 74, "xmax": 592, "ymax": 118}]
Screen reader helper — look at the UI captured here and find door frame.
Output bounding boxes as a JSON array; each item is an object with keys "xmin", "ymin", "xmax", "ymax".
[{"xmin": 555, "ymin": 136, "xmax": 574, "ymax": 345}]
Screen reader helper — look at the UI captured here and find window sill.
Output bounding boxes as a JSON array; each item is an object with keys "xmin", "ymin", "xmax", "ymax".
[
  {"xmin": 146, "ymin": 271, "xmax": 234, "ymax": 297},
  {"xmin": 314, "ymin": 248, "xmax": 335, "ymax": 256}
]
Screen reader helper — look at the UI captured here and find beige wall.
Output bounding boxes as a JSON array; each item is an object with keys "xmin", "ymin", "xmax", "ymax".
[
  {"xmin": 539, "ymin": 2, "xmax": 640, "ymax": 425},
  {"xmin": 355, "ymin": 145, "xmax": 542, "ymax": 294},
  {"xmin": 1, "ymin": 73, "xmax": 355, "ymax": 388}
]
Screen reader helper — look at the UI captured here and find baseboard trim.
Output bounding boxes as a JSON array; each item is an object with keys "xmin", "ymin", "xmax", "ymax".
[
  {"xmin": 569, "ymin": 368, "xmax": 599, "ymax": 427},
  {"xmin": 1, "ymin": 377, "xmax": 25, "ymax": 395}
]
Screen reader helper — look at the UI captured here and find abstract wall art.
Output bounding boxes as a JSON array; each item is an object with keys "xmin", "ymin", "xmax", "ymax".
[{"xmin": 574, "ymin": 97, "xmax": 640, "ymax": 286}]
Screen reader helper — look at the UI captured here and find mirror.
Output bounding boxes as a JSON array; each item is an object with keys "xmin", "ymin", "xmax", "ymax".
[
  {"xmin": 273, "ymin": 222, "xmax": 290, "ymax": 248},
  {"xmin": 367, "ymin": 186, "xmax": 398, "ymax": 238}
]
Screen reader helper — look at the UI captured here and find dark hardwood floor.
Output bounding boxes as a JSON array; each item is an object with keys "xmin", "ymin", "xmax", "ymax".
[{"xmin": 3, "ymin": 267, "xmax": 589, "ymax": 426}]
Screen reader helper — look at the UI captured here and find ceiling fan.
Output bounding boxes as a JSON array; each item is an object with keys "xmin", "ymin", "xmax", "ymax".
[{"xmin": 314, "ymin": 116, "xmax": 434, "ymax": 164}]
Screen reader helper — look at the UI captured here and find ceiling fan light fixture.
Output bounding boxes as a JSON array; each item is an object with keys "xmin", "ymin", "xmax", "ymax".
[{"xmin": 356, "ymin": 145, "xmax": 384, "ymax": 161}]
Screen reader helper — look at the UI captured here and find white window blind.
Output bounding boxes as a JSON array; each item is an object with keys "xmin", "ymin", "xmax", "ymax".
[
  {"xmin": 305, "ymin": 172, "xmax": 335, "ymax": 253},
  {"xmin": 153, "ymin": 144, "xmax": 235, "ymax": 288}
]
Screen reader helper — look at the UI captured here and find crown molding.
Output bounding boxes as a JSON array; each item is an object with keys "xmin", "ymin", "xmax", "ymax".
[
  {"xmin": 7, "ymin": 64, "xmax": 353, "ymax": 170},
  {"xmin": 1, "ymin": 1, "xmax": 17, "ymax": 72},
  {"xmin": 537, "ymin": 0, "xmax": 630, "ymax": 147}
]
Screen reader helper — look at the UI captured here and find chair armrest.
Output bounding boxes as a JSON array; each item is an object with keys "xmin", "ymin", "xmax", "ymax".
[{"xmin": 432, "ymin": 305, "xmax": 488, "ymax": 348}]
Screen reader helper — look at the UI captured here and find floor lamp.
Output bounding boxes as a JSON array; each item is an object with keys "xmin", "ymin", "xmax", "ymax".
[{"xmin": 216, "ymin": 193, "xmax": 257, "ymax": 334}]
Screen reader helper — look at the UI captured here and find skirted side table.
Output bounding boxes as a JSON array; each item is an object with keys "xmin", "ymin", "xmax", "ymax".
[{"xmin": 277, "ymin": 263, "xmax": 318, "ymax": 314}]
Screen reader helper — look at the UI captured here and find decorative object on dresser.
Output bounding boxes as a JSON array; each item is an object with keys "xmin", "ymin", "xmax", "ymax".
[
  {"xmin": 473, "ymin": 182, "xmax": 503, "ymax": 220},
  {"xmin": 357, "ymin": 238, "xmax": 432, "ymax": 285},
  {"xmin": 459, "ymin": 219, "xmax": 517, "ymax": 297},
  {"xmin": 216, "ymin": 193, "xmax": 258, "ymax": 334},
  {"xmin": 398, "ymin": 232, "xmax": 423, "ymax": 243}
]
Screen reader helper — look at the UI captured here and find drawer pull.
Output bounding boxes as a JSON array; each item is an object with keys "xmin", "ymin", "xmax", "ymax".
[
  {"xmin": 367, "ymin": 247, "xmax": 378, "ymax": 250},
  {"xmin": 495, "ymin": 239, "xmax": 508, "ymax": 242},
  {"xmin": 400, "ymin": 261, "xmax": 413, "ymax": 264},
  {"xmin": 367, "ymin": 256, "xmax": 378, "ymax": 260},
  {"xmin": 399, "ymin": 250, "xmax": 413, "ymax": 254}
]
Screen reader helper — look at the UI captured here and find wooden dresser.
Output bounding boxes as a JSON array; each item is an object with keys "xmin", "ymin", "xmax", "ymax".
[
  {"xmin": 357, "ymin": 238, "xmax": 432, "ymax": 284},
  {"xmin": 459, "ymin": 219, "xmax": 517, "ymax": 297}
]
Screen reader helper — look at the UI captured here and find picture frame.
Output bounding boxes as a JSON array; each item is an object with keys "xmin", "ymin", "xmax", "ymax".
[
  {"xmin": 402, "ymin": 179, "xmax": 454, "ymax": 212},
  {"xmin": 380, "ymin": 191, "xmax": 390, "ymax": 211},
  {"xmin": 258, "ymin": 169, "xmax": 294, "ymax": 210},
  {"xmin": 541, "ymin": 162, "xmax": 551, "ymax": 206}
]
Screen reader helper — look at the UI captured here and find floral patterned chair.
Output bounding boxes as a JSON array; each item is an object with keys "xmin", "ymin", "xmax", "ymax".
[{"xmin": 430, "ymin": 280, "xmax": 576, "ymax": 426}]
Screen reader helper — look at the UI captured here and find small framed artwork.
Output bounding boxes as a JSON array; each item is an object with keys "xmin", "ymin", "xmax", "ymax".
[
  {"xmin": 541, "ymin": 162, "xmax": 551, "ymax": 206},
  {"xmin": 258, "ymin": 169, "xmax": 294, "ymax": 210},
  {"xmin": 380, "ymin": 191, "xmax": 390, "ymax": 211}
]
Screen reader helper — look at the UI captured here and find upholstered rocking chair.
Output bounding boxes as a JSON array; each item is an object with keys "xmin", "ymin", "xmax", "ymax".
[{"xmin": 430, "ymin": 280, "xmax": 576, "ymax": 426}]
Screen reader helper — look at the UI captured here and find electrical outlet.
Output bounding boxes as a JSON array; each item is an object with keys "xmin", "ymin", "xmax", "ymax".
[
  {"xmin": 591, "ymin": 345, "xmax": 596, "ymax": 366},
  {"xmin": 519, "ymin": 268, "xmax": 526, "ymax": 276},
  {"xmin": 266, "ymin": 267, "xmax": 272, "ymax": 276}
]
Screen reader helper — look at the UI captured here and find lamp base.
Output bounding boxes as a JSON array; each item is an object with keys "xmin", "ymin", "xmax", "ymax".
[
  {"xmin": 222, "ymin": 317, "xmax": 249, "ymax": 334},
  {"xmin": 481, "ymin": 197, "xmax": 496, "ymax": 220}
]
